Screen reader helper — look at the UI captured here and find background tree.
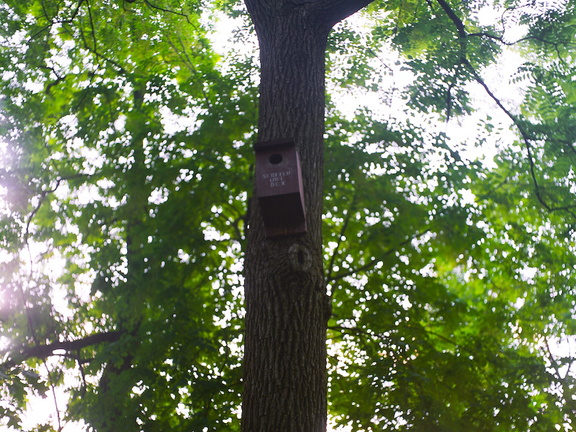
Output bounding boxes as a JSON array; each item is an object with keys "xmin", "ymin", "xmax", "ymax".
[{"xmin": 0, "ymin": 0, "xmax": 575, "ymax": 431}]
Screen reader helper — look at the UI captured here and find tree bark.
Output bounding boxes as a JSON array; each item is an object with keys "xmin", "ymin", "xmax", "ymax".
[{"xmin": 242, "ymin": 1, "xmax": 373, "ymax": 431}]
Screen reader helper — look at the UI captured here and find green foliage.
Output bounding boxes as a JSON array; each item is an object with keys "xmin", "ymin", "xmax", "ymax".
[{"xmin": 1, "ymin": 0, "xmax": 575, "ymax": 431}]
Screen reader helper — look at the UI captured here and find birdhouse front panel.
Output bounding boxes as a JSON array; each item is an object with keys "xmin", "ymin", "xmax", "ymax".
[{"xmin": 254, "ymin": 139, "xmax": 307, "ymax": 237}]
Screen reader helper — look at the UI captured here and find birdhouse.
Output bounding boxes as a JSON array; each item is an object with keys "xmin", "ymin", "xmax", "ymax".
[{"xmin": 254, "ymin": 139, "xmax": 307, "ymax": 238}]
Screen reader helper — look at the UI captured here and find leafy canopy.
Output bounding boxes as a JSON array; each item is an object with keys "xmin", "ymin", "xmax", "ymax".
[{"xmin": 0, "ymin": 0, "xmax": 575, "ymax": 431}]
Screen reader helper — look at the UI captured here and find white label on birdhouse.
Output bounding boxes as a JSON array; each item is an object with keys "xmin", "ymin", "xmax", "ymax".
[{"xmin": 262, "ymin": 170, "xmax": 292, "ymax": 188}]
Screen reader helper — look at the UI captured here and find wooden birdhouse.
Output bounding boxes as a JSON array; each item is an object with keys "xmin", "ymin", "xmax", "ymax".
[{"xmin": 254, "ymin": 139, "xmax": 307, "ymax": 238}]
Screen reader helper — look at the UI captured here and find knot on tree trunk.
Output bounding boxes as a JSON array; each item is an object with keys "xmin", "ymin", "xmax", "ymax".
[{"xmin": 289, "ymin": 242, "xmax": 312, "ymax": 272}]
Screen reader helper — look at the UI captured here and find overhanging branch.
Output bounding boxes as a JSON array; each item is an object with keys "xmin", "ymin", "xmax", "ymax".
[
  {"xmin": 320, "ymin": 0, "xmax": 377, "ymax": 25},
  {"xmin": 462, "ymin": 59, "xmax": 576, "ymax": 216},
  {"xmin": 4, "ymin": 331, "xmax": 122, "ymax": 368},
  {"xmin": 435, "ymin": 0, "xmax": 576, "ymax": 217}
]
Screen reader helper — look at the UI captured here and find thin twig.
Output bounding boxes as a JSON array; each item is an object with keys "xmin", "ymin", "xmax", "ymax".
[
  {"xmin": 143, "ymin": 0, "xmax": 196, "ymax": 27},
  {"xmin": 326, "ymin": 192, "xmax": 357, "ymax": 282},
  {"xmin": 327, "ymin": 229, "xmax": 430, "ymax": 281}
]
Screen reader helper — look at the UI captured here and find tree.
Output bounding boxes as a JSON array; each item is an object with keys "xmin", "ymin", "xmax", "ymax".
[
  {"xmin": 241, "ymin": 2, "xmax": 373, "ymax": 430},
  {"xmin": 1, "ymin": 0, "xmax": 576, "ymax": 431}
]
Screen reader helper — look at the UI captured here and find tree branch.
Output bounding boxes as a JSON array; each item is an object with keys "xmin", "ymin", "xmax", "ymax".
[
  {"xmin": 245, "ymin": 0, "xmax": 375, "ymax": 29},
  {"xmin": 77, "ymin": 2, "xmax": 129, "ymax": 76},
  {"xmin": 320, "ymin": 0, "xmax": 377, "ymax": 26},
  {"xmin": 435, "ymin": 0, "xmax": 465, "ymax": 38},
  {"xmin": 5, "ymin": 331, "xmax": 122, "ymax": 367},
  {"xmin": 462, "ymin": 59, "xmax": 576, "ymax": 216},
  {"xmin": 327, "ymin": 229, "xmax": 430, "ymax": 282},
  {"xmin": 433, "ymin": 0, "xmax": 576, "ymax": 218},
  {"xmin": 326, "ymin": 192, "xmax": 356, "ymax": 282},
  {"xmin": 143, "ymin": 0, "xmax": 198, "ymax": 28}
]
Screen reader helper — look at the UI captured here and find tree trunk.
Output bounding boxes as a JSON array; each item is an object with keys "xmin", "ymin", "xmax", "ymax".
[{"xmin": 242, "ymin": 1, "xmax": 373, "ymax": 431}]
